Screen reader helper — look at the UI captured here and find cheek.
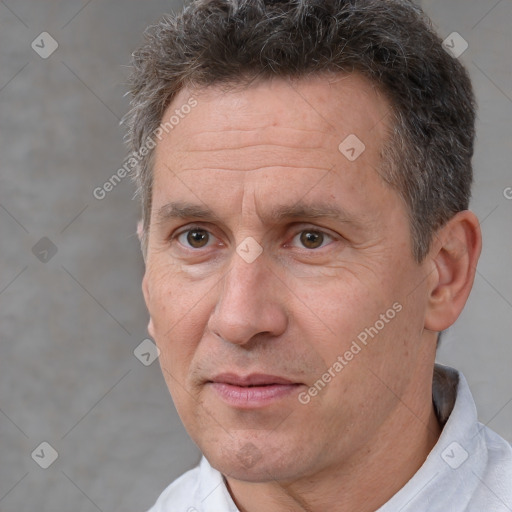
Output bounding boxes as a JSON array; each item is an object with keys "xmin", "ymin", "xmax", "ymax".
[
  {"xmin": 296, "ymin": 282, "xmax": 411, "ymax": 429},
  {"xmin": 290, "ymin": 267, "xmax": 415, "ymax": 393},
  {"xmin": 145, "ymin": 264, "xmax": 213, "ymax": 373},
  {"xmin": 294, "ymin": 274, "xmax": 387, "ymax": 345},
  {"xmin": 147, "ymin": 262, "xmax": 207, "ymax": 326}
]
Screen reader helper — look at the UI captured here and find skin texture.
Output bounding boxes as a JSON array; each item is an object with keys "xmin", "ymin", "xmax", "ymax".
[{"xmin": 142, "ymin": 74, "xmax": 482, "ymax": 512}]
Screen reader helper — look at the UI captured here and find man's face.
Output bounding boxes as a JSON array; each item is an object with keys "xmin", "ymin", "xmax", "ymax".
[{"xmin": 143, "ymin": 75, "xmax": 435, "ymax": 482}]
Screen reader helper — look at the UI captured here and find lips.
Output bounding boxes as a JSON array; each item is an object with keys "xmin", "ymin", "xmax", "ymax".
[
  {"xmin": 210, "ymin": 373, "xmax": 297, "ymax": 387},
  {"xmin": 207, "ymin": 373, "xmax": 303, "ymax": 408}
]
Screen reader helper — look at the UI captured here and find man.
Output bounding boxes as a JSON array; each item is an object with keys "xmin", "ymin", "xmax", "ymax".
[{"xmin": 125, "ymin": 0, "xmax": 512, "ymax": 510}]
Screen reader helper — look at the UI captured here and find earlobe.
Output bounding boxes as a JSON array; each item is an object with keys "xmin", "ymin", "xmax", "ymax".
[
  {"xmin": 424, "ymin": 211, "xmax": 482, "ymax": 332},
  {"xmin": 142, "ymin": 272, "xmax": 150, "ymax": 306},
  {"xmin": 137, "ymin": 219, "xmax": 144, "ymax": 242},
  {"xmin": 148, "ymin": 317, "xmax": 156, "ymax": 339},
  {"xmin": 142, "ymin": 273, "xmax": 156, "ymax": 338}
]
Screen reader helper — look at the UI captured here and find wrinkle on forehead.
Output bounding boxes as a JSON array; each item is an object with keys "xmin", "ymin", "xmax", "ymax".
[
  {"xmin": 173, "ymin": 126, "xmax": 334, "ymax": 154},
  {"xmin": 164, "ymin": 72, "xmax": 391, "ymax": 154},
  {"xmin": 151, "ymin": 73, "xmax": 395, "ymax": 233}
]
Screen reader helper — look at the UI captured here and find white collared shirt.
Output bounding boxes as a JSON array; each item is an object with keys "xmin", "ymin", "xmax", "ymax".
[{"xmin": 147, "ymin": 365, "xmax": 512, "ymax": 511}]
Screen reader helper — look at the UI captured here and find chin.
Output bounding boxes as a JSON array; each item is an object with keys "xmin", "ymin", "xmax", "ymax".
[{"xmin": 203, "ymin": 438, "xmax": 309, "ymax": 483}]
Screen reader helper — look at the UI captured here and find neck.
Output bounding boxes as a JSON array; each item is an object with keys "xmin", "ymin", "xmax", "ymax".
[{"xmin": 225, "ymin": 370, "xmax": 442, "ymax": 512}]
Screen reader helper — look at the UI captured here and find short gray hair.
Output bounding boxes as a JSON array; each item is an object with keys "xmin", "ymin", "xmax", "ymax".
[{"xmin": 125, "ymin": 0, "xmax": 476, "ymax": 261}]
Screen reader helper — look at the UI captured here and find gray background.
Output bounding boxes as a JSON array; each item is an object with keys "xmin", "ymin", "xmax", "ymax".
[{"xmin": 0, "ymin": 0, "xmax": 510, "ymax": 511}]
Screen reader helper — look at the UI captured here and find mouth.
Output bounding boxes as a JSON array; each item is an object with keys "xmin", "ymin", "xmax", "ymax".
[{"xmin": 207, "ymin": 373, "xmax": 303, "ymax": 408}]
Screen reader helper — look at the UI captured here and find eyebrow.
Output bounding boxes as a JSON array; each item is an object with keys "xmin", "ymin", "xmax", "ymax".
[
  {"xmin": 154, "ymin": 201, "xmax": 363, "ymax": 227},
  {"xmin": 267, "ymin": 203, "xmax": 358, "ymax": 223},
  {"xmin": 155, "ymin": 202, "xmax": 221, "ymax": 225}
]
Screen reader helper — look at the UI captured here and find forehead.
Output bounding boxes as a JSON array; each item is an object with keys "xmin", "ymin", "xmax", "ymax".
[
  {"xmin": 160, "ymin": 73, "xmax": 390, "ymax": 157},
  {"xmin": 151, "ymin": 73, "xmax": 395, "ymax": 223}
]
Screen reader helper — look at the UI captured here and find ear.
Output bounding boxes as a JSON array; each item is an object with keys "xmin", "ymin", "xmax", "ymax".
[
  {"xmin": 424, "ymin": 210, "xmax": 482, "ymax": 332},
  {"xmin": 142, "ymin": 272, "xmax": 156, "ymax": 339},
  {"xmin": 137, "ymin": 219, "xmax": 143, "ymax": 241},
  {"xmin": 137, "ymin": 219, "xmax": 149, "ymax": 263}
]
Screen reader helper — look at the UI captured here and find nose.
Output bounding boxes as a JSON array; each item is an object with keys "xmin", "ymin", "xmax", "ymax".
[{"xmin": 207, "ymin": 249, "xmax": 288, "ymax": 346}]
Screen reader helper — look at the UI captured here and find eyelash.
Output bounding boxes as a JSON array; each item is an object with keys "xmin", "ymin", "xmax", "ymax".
[
  {"xmin": 172, "ymin": 225, "xmax": 337, "ymax": 251},
  {"xmin": 175, "ymin": 227, "xmax": 218, "ymax": 249},
  {"xmin": 289, "ymin": 230, "xmax": 335, "ymax": 250}
]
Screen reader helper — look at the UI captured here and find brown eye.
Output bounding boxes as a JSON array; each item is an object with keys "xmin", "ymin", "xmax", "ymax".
[
  {"xmin": 185, "ymin": 229, "xmax": 210, "ymax": 248},
  {"xmin": 299, "ymin": 231, "xmax": 325, "ymax": 249}
]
